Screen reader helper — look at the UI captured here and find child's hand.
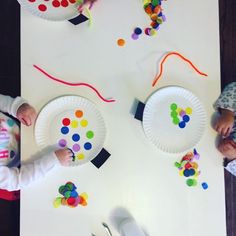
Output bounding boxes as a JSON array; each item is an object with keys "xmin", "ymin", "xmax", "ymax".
[
  {"xmin": 214, "ymin": 109, "xmax": 234, "ymax": 137},
  {"xmin": 55, "ymin": 149, "xmax": 73, "ymax": 166},
  {"xmin": 16, "ymin": 103, "xmax": 37, "ymax": 126},
  {"xmin": 78, "ymin": 0, "xmax": 97, "ymax": 12},
  {"xmin": 218, "ymin": 139, "xmax": 236, "ymax": 160}
]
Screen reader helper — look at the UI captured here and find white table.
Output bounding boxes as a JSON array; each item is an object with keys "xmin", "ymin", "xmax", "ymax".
[{"xmin": 20, "ymin": 0, "xmax": 226, "ymax": 235}]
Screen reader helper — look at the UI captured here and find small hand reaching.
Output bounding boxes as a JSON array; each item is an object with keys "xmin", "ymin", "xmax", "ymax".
[
  {"xmin": 16, "ymin": 103, "xmax": 37, "ymax": 126},
  {"xmin": 55, "ymin": 149, "xmax": 74, "ymax": 166},
  {"xmin": 214, "ymin": 109, "xmax": 234, "ymax": 137},
  {"xmin": 218, "ymin": 139, "xmax": 236, "ymax": 160}
]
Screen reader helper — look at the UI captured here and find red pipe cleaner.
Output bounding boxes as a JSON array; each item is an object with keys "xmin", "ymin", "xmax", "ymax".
[
  {"xmin": 152, "ymin": 52, "xmax": 208, "ymax": 87},
  {"xmin": 33, "ymin": 65, "xmax": 115, "ymax": 103}
]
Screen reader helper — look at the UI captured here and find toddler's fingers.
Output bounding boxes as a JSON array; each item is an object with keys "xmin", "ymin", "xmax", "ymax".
[
  {"xmin": 30, "ymin": 112, "xmax": 37, "ymax": 124},
  {"xmin": 229, "ymin": 140, "xmax": 236, "ymax": 148},
  {"xmin": 214, "ymin": 124, "xmax": 218, "ymax": 131},
  {"xmin": 66, "ymin": 148, "xmax": 75, "ymax": 157},
  {"xmin": 225, "ymin": 127, "xmax": 232, "ymax": 138},
  {"xmin": 20, "ymin": 116, "xmax": 31, "ymax": 126},
  {"xmin": 221, "ymin": 127, "xmax": 229, "ymax": 137},
  {"xmin": 217, "ymin": 127, "xmax": 224, "ymax": 136}
]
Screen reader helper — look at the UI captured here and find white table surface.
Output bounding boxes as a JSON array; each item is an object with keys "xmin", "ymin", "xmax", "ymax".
[{"xmin": 20, "ymin": 0, "xmax": 226, "ymax": 235}]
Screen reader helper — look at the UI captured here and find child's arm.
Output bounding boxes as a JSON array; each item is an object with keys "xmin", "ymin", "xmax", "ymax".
[
  {"xmin": 0, "ymin": 94, "xmax": 27, "ymax": 117},
  {"xmin": 0, "ymin": 94, "xmax": 37, "ymax": 126},
  {"xmin": 0, "ymin": 149, "xmax": 72, "ymax": 191}
]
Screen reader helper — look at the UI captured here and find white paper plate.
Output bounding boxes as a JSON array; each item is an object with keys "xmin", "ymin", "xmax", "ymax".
[
  {"xmin": 18, "ymin": 0, "xmax": 80, "ymax": 21},
  {"xmin": 35, "ymin": 96, "xmax": 106, "ymax": 166},
  {"xmin": 143, "ymin": 86, "xmax": 206, "ymax": 153}
]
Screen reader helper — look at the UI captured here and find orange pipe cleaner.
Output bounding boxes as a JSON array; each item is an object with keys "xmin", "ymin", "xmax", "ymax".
[
  {"xmin": 33, "ymin": 65, "xmax": 115, "ymax": 103},
  {"xmin": 152, "ymin": 52, "xmax": 208, "ymax": 87}
]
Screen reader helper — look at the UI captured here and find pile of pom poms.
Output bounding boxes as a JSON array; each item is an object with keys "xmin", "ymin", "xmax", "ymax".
[
  {"xmin": 175, "ymin": 149, "xmax": 208, "ymax": 189},
  {"xmin": 143, "ymin": 0, "xmax": 166, "ymax": 37},
  {"xmin": 53, "ymin": 181, "xmax": 88, "ymax": 208},
  {"xmin": 170, "ymin": 103, "xmax": 192, "ymax": 129}
]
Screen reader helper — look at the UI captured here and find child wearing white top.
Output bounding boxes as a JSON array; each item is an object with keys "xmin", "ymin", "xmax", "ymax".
[
  {"xmin": 214, "ymin": 82, "xmax": 236, "ymax": 176},
  {"xmin": 0, "ymin": 94, "xmax": 72, "ymax": 199}
]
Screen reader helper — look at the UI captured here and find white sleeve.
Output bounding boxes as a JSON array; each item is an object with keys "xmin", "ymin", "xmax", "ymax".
[
  {"xmin": 0, "ymin": 94, "xmax": 27, "ymax": 117},
  {"xmin": 225, "ymin": 159, "xmax": 236, "ymax": 177},
  {"xmin": 0, "ymin": 151, "xmax": 60, "ymax": 191}
]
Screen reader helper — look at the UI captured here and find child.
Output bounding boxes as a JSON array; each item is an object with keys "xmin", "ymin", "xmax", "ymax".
[
  {"xmin": 214, "ymin": 82, "xmax": 236, "ymax": 176},
  {"xmin": 0, "ymin": 94, "xmax": 73, "ymax": 200}
]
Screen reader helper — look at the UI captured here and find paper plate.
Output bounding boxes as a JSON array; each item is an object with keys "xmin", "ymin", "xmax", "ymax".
[
  {"xmin": 35, "ymin": 96, "xmax": 106, "ymax": 166},
  {"xmin": 143, "ymin": 86, "xmax": 206, "ymax": 153},
  {"xmin": 18, "ymin": 0, "xmax": 80, "ymax": 21}
]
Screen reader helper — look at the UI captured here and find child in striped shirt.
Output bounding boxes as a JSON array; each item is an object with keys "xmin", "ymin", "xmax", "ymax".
[{"xmin": 0, "ymin": 94, "xmax": 72, "ymax": 200}]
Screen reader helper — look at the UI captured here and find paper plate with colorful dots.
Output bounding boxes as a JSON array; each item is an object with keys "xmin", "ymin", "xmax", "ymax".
[
  {"xmin": 143, "ymin": 86, "xmax": 206, "ymax": 153},
  {"xmin": 17, "ymin": 0, "xmax": 80, "ymax": 21},
  {"xmin": 35, "ymin": 95, "xmax": 106, "ymax": 166}
]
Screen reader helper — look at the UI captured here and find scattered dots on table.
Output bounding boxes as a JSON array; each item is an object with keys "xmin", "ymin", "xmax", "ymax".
[
  {"xmin": 58, "ymin": 139, "xmax": 67, "ymax": 147},
  {"xmin": 143, "ymin": 0, "xmax": 166, "ymax": 36},
  {"xmin": 144, "ymin": 27, "xmax": 151, "ymax": 36},
  {"xmin": 191, "ymin": 162, "xmax": 198, "ymax": 169},
  {"xmin": 38, "ymin": 4, "xmax": 47, "ymax": 12},
  {"xmin": 75, "ymin": 110, "xmax": 83, "ymax": 118},
  {"xmin": 170, "ymin": 103, "xmax": 192, "ymax": 129},
  {"xmin": 86, "ymin": 131, "xmax": 94, "ymax": 139},
  {"xmin": 170, "ymin": 103, "xmax": 177, "ymax": 110},
  {"xmin": 72, "ymin": 143, "xmax": 80, "ymax": 152},
  {"xmin": 84, "ymin": 142, "xmax": 92, "ymax": 150},
  {"xmin": 53, "ymin": 197, "xmax": 62, "ymax": 208},
  {"xmin": 70, "ymin": 190, "xmax": 78, "ymax": 198},
  {"xmin": 72, "ymin": 133, "xmax": 80, "ymax": 142},
  {"xmin": 151, "ymin": 13, "xmax": 158, "ymax": 21},
  {"xmin": 175, "ymin": 149, "xmax": 207, "ymax": 190},
  {"xmin": 77, "ymin": 153, "xmax": 85, "ymax": 160},
  {"xmin": 28, "ymin": 0, "xmax": 36, "ymax": 2},
  {"xmin": 178, "ymin": 121, "xmax": 186, "ymax": 129},
  {"xmin": 131, "ymin": 33, "xmax": 139, "ymax": 40},
  {"xmin": 134, "ymin": 27, "xmax": 142, "ymax": 35},
  {"xmin": 179, "ymin": 110, "xmax": 186, "ymax": 117},
  {"xmin": 62, "ymin": 118, "xmax": 70, "ymax": 126},
  {"xmin": 54, "ymin": 182, "xmax": 88, "ymax": 208},
  {"xmin": 183, "ymin": 115, "xmax": 190, "ymax": 123},
  {"xmin": 80, "ymin": 192, "xmax": 88, "ymax": 201},
  {"xmin": 80, "ymin": 119, "xmax": 88, "ymax": 127},
  {"xmin": 171, "ymin": 111, "xmax": 178, "ymax": 117},
  {"xmin": 202, "ymin": 182, "xmax": 208, "ymax": 190},
  {"xmin": 52, "ymin": 0, "xmax": 60, "ymax": 7},
  {"xmin": 117, "ymin": 38, "xmax": 125, "ymax": 47},
  {"xmin": 61, "ymin": 0, "xmax": 69, "ymax": 7},
  {"xmin": 173, "ymin": 117, "xmax": 180, "ymax": 125},
  {"xmin": 71, "ymin": 120, "xmax": 79, "ymax": 128},
  {"xmin": 162, "ymin": 14, "xmax": 166, "ymax": 22},
  {"xmin": 61, "ymin": 126, "xmax": 69, "ymax": 135},
  {"xmin": 186, "ymin": 178, "xmax": 197, "ymax": 187},
  {"xmin": 67, "ymin": 197, "xmax": 76, "ymax": 205},
  {"xmin": 150, "ymin": 28, "xmax": 157, "ymax": 36}
]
